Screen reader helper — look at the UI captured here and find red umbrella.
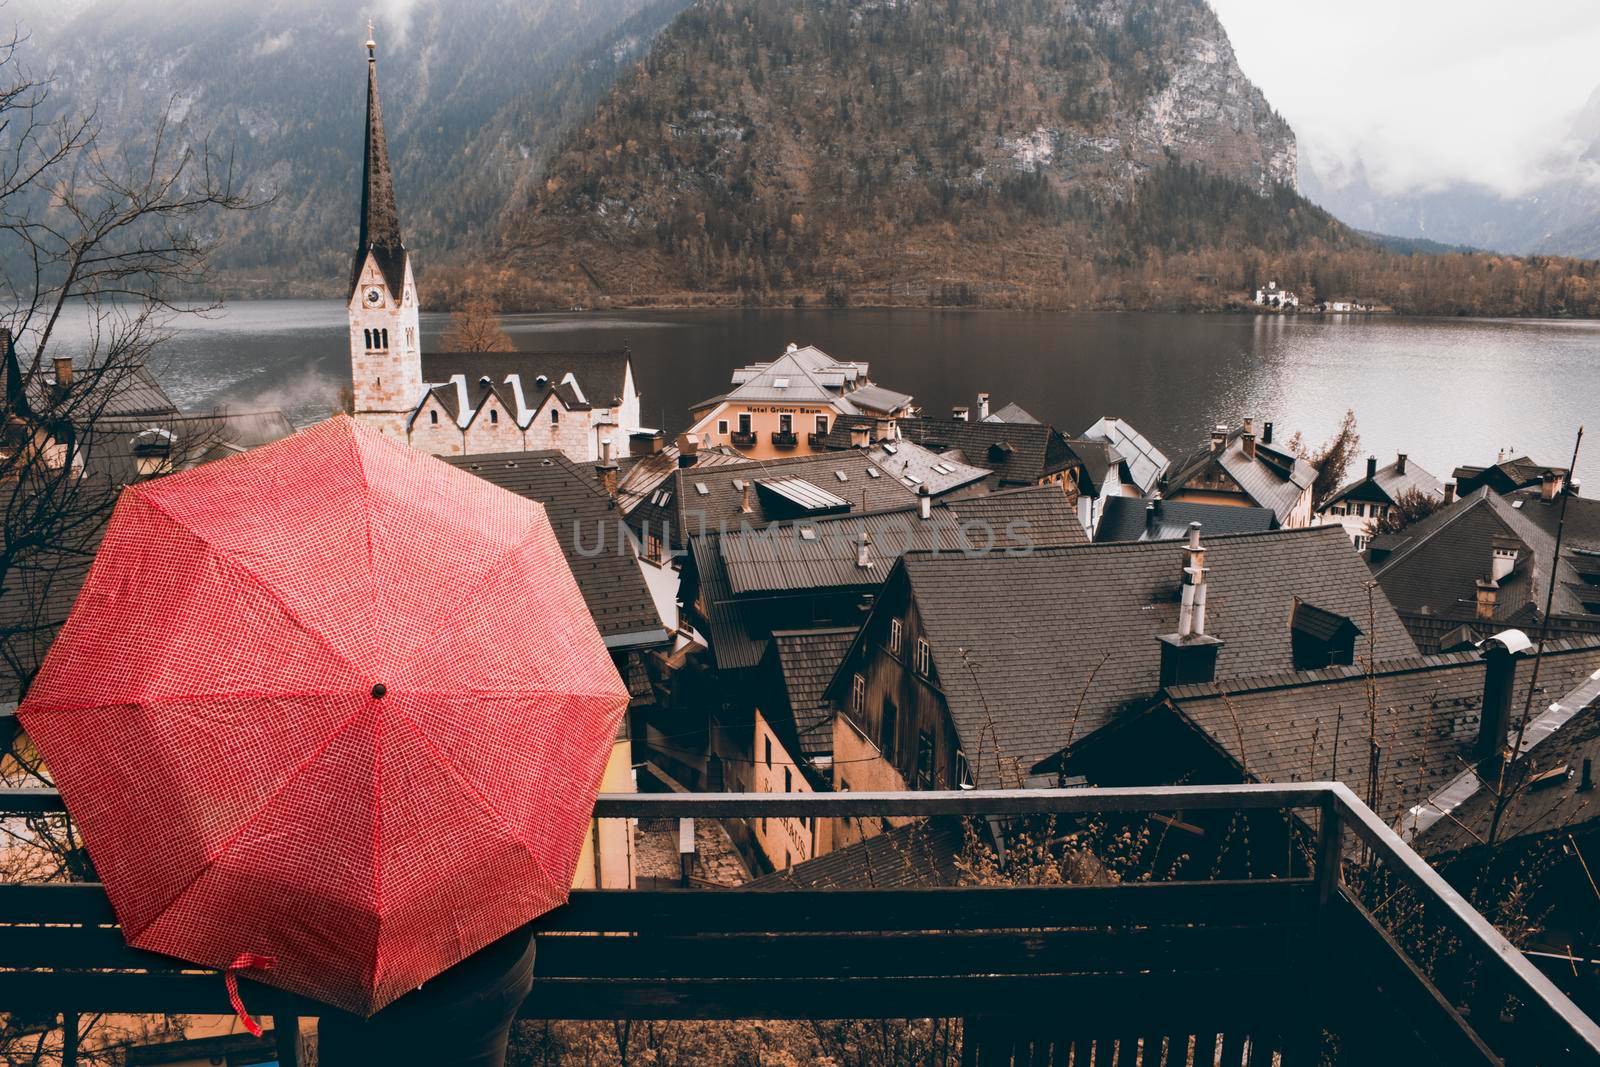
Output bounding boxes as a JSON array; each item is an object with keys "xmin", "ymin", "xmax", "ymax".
[{"xmin": 19, "ymin": 415, "xmax": 630, "ymax": 1020}]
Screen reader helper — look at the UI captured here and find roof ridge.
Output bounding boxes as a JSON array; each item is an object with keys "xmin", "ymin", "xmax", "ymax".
[{"xmin": 900, "ymin": 523, "xmax": 1336, "ymax": 564}]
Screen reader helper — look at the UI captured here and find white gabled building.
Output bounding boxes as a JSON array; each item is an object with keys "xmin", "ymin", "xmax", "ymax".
[{"xmin": 345, "ymin": 33, "xmax": 643, "ymax": 462}]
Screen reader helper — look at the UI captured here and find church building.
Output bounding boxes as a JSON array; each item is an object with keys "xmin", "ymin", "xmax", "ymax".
[{"xmin": 346, "ymin": 32, "xmax": 644, "ymax": 462}]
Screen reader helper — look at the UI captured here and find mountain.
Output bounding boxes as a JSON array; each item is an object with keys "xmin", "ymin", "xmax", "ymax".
[
  {"xmin": 503, "ymin": 0, "xmax": 1344, "ymax": 308},
  {"xmin": 1302, "ymin": 83, "xmax": 1600, "ymax": 259},
  {"xmin": 16, "ymin": 0, "xmax": 689, "ymax": 293}
]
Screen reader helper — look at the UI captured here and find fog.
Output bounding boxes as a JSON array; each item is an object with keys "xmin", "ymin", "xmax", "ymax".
[{"xmin": 1209, "ymin": 0, "xmax": 1600, "ymax": 196}]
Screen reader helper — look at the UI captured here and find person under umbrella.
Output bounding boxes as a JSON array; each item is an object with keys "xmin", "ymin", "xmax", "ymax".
[{"xmin": 19, "ymin": 416, "xmax": 632, "ymax": 1064}]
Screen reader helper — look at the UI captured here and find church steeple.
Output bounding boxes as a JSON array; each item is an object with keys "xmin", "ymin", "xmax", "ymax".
[
  {"xmin": 347, "ymin": 21, "xmax": 423, "ymax": 442},
  {"xmin": 352, "ymin": 23, "xmax": 407, "ymax": 302}
]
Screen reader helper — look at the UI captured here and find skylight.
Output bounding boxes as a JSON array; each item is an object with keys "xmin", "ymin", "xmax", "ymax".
[
  {"xmin": 774, "ymin": 377, "xmax": 790, "ymax": 388},
  {"xmin": 835, "ymin": 470, "xmax": 848, "ymax": 482},
  {"xmin": 799, "ymin": 526, "xmax": 818, "ymax": 541},
  {"xmin": 883, "ymin": 444, "xmax": 898, "ymax": 455},
  {"xmin": 695, "ymin": 482, "xmax": 710, "ymax": 495},
  {"xmin": 866, "ymin": 468, "xmax": 882, "ymax": 479}
]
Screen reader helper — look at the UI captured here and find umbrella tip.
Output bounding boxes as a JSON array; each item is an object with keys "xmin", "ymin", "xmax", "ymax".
[{"xmin": 371, "ymin": 683, "xmax": 387, "ymax": 700}]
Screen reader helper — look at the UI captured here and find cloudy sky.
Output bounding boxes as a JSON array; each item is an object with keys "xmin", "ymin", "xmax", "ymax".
[{"xmin": 1209, "ymin": 0, "xmax": 1600, "ymax": 195}]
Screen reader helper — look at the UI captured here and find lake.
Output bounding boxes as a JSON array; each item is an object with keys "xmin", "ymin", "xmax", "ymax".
[{"xmin": 53, "ymin": 301, "xmax": 1600, "ymax": 488}]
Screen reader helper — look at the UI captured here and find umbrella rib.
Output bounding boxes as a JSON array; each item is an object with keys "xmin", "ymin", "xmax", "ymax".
[
  {"xmin": 121, "ymin": 701, "xmax": 373, "ymax": 945},
  {"xmin": 128, "ymin": 490, "xmax": 366, "ymax": 681},
  {"xmin": 388, "ymin": 712, "xmax": 564, "ymax": 903}
]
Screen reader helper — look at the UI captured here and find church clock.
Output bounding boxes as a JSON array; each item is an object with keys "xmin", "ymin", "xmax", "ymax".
[{"xmin": 363, "ymin": 286, "xmax": 384, "ymax": 308}]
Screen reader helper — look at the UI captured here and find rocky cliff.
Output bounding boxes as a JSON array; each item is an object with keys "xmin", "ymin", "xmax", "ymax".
[{"xmin": 507, "ymin": 0, "xmax": 1318, "ymax": 305}]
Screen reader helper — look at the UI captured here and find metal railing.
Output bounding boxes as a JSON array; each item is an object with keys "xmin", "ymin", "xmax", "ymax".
[{"xmin": 2, "ymin": 782, "xmax": 1598, "ymax": 1064}]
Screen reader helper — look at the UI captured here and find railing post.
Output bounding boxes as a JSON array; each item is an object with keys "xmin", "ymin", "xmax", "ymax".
[
  {"xmin": 1288, "ymin": 795, "xmax": 1345, "ymax": 1065},
  {"xmin": 1315, "ymin": 795, "xmax": 1344, "ymax": 910},
  {"xmin": 274, "ymin": 1013, "xmax": 301, "ymax": 1067},
  {"xmin": 61, "ymin": 1011, "xmax": 78, "ymax": 1067}
]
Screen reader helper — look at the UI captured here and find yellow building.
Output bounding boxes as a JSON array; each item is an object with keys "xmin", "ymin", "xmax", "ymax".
[{"xmin": 688, "ymin": 344, "xmax": 914, "ymax": 459}]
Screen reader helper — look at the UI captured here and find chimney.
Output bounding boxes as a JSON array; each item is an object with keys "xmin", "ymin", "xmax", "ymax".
[
  {"xmin": 1477, "ymin": 630, "xmax": 1533, "ymax": 761},
  {"xmin": 1158, "ymin": 523, "xmax": 1224, "ymax": 687},
  {"xmin": 850, "ymin": 423, "xmax": 871, "ymax": 449},
  {"xmin": 676, "ymin": 432, "xmax": 699, "ymax": 468},
  {"xmin": 1541, "ymin": 470, "xmax": 1565, "ymax": 502},
  {"xmin": 1243, "ymin": 417, "xmax": 1254, "ymax": 438},
  {"xmin": 52, "ymin": 357, "xmax": 73, "ymax": 391},
  {"xmin": 1242, "ymin": 429, "xmax": 1257, "ymax": 460},
  {"xmin": 1581, "ymin": 758, "xmax": 1594, "ymax": 793},
  {"xmin": 1262, "ymin": 421, "xmax": 1274, "ymax": 445},
  {"xmin": 738, "ymin": 479, "xmax": 753, "ymax": 514},
  {"xmin": 977, "ymin": 392, "xmax": 991, "ymax": 421},
  {"xmin": 918, "ymin": 483, "xmax": 932, "ymax": 520},
  {"xmin": 1490, "ymin": 535, "xmax": 1520, "ymax": 583},
  {"xmin": 1475, "ymin": 578, "xmax": 1499, "ymax": 621},
  {"xmin": 1145, "ymin": 500, "xmax": 1159, "ymax": 538},
  {"xmin": 631, "ymin": 430, "xmax": 666, "ymax": 457},
  {"xmin": 1210, "ymin": 424, "xmax": 1228, "ymax": 452},
  {"xmin": 595, "ymin": 438, "xmax": 618, "ymax": 498},
  {"xmin": 952, "ymin": 405, "xmax": 970, "ymax": 422},
  {"xmin": 1396, "ymin": 453, "xmax": 1408, "ymax": 476},
  {"xmin": 1443, "ymin": 481, "xmax": 1456, "ymax": 505},
  {"xmin": 1366, "ymin": 455, "xmax": 1378, "ymax": 481},
  {"xmin": 856, "ymin": 529, "xmax": 873, "ymax": 570}
]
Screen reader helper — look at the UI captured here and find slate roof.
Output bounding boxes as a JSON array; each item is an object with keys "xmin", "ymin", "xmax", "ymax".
[
  {"xmin": 614, "ymin": 445, "xmax": 748, "ymax": 517},
  {"xmin": 842, "ymin": 383, "xmax": 914, "ymax": 415},
  {"xmin": 1453, "ymin": 455, "xmax": 1569, "ymax": 497},
  {"xmin": 718, "ymin": 485, "xmax": 1084, "ymax": 599},
  {"xmin": 1369, "ymin": 488, "xmax": 1594, "ymax": 622},
  {"xmin": 720, "ymin": 347, "xmax": 861, "ymax": 407},
  {"xmin": 1158, "ymin": 640, "xmax": 1600, "ymax": 843},
  {"xmin": 859, "ymin": 527, "xmax": 1417, "ymax": 786},
  {"xmin": 420, "ymin": 350, "xmax": 631, "ymax": 410},
  {"xmin": 894, "ymin": 417, "xmax": 1082, "ymax": 486},
  {"xmin": 1507, "ymin": 488, "xmax": 1600, "ymax": 555},
  {"xmin": 0, "ymin": 343, "xmax": 179, "ymax": 423},
  {"xmin": 691, "ymin": 485, "xmax": 1084, "ymax": 671},
  {"xmin": 1323, "ymin": 455, "xmax": 1445, "ymax": 511},
  {"xmin": 1160, "ymin": 425, "xmax": 1316, "ymax": 525},
  {"xmin": 1064, "ymin": 438, "xmax": 1120, "ymax": 496},
  {"xmin": 1094, "ymin": 495, "xmax": 1278, "ymax": 543},
  {"xmin": 447, "ymin": 450, "xmax": 668, "ymax": 650},
  {"xmin": 1082, "ymin": 417, "xmax": 1169, "ymax": 496},
  {"xmin": 630, "ymin": 450, "xmax": 921, "ymax": 551},
  {"xmin": 863, "ymin": 439, "xmax": 989, "ymax": 496},
  {"xmin": 1416, "ymin": 655, "xmax": 1600, "ymax": 855},
  {"xmin": 772, "ymin": 627, "xmax": 857, "ymax": 762},
  {"xmin": 744, "ymin": 818, "xmax": 966, "ymax": 889},
  {"xmin": 985, "ymin": 401, "xmax": 1041, "ymax": 425},
  {"xmin": 88, "ymin": 409, "xmax": 296, "ymax": 481}
]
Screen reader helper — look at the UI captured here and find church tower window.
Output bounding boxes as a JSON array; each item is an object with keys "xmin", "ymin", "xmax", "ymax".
[
  {"xmin": 551, "ymin": 409, "xmax": 560, "ymax": 424},
  {"xmin": 430, "ymin": 409, "xmax": 439, "ymax": 425},
  {"xmin": 489, "ymin": 409, "xmax": 499, "ymax": 425}
]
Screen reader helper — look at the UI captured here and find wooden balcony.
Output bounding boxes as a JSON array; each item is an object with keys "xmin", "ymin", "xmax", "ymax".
[
  {"xmin": 808, "ymin": 431, "xmax": 829, "ymax": 448},
  {"xmin": 770, "ymin": 430, "xmax": 799, "ymax": 449},
  {"xmin": 1, "ymin": 784, "xmax": 1597, "ymax": 1066},
  {"xmin": 728, "ymin": 430, "xmax": 756, "ymax": 449}
]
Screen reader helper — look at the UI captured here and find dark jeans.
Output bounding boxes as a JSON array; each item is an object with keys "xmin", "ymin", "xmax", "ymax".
[{"xmin": 316, "ymin": 929, "xmax": 536, "ymax": 1066}]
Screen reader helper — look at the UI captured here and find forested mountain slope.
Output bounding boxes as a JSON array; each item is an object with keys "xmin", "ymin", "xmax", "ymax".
[
  {"xmin": 17, "ymin": 0, "xmax": 687, "ymax": 292},
  {"xmin": 505, "ymin": 0, "xmax": 1355, "ymax": 306}
]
